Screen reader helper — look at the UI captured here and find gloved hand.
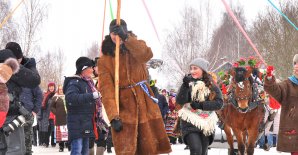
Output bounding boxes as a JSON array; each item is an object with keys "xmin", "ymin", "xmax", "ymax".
[
  {"xmin": 190, "ymin": 101, "xmax": 203, "ymax": 110},
  {"xmin": 22, "ymin": 57, "xmax": 37, "ymax": 69},
  {"xmin": 111, "ymin": 25, "xmax": 128, "ymax": 41},
  {"xmin": 92, "ymin": 91, "xmax": 101, "ymax": 99},
  {"xmin": 266, "ymin": 66, "xmax": 274, "ymax": 80},
  {"xmin": 183, "ymin": 74, "xmax": 192, "ymax": 87},
  {"xmin": 111, "ymin": 118, "xmax": 123, "ymax": 132}
]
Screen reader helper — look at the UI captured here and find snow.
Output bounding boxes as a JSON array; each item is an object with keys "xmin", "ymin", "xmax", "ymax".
[{"xmin": 32, "ymin": 143, "xmax": 290, "ymax": 155}]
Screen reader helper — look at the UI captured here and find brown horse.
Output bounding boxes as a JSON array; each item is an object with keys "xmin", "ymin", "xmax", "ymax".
[{"xmin": 217, "ymin": 67, "xmax": 264, "ymax": 155}]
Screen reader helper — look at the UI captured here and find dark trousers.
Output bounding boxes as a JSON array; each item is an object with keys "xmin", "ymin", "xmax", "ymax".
[
  {"xmin": 47, "ymin": 119, "xmax": 55, "ymax": 146},
  {"xmin": 95, "ymin": 127, "xmax": 113, "ymax": 150},
  {"xmin": 106, "ymin": 128, "xmax": 113, "ymax": 150},
  {"xmin": 23, "ymin": 115, "xmax": 34, "ymax": 154},
  {"xmin": 32, "ymin": 125, "xmax": 38, "ymax": 146},
  {"xmin": 186, "ymin": 132, "xmax": 209, "ymax": 155}
]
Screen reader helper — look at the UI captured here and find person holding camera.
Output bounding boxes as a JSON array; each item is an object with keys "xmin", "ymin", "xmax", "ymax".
[
  {"xmin": 5, "ymin": 42, "xmax": 43, "ymax": 155},
  {"xmin": 63, "ymin": 57, "xmax": 98, "ymax": 155},
  {"xmin": 0, "ymin": 57, "xmax": 19, "ymax": 155},
  {"xmin": 0, "ymin": 48, "xmax": 40, "ymax": 155}
]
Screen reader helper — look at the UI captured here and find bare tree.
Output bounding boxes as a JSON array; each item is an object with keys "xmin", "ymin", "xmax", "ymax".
[
  {"xmin": 207, "ymin": 6, "xmax": 252, "ymax": 71},
  {"xmin": 19, "ymin": 0, "xmax": 48, "ymax": 57},
  {"xmin": 250, "ymin": 0, "xmax": 298, "ymax": 79},
  {"xmin": 161, "ymin": 6, "xmax": 205, "ymax": 86},
  {"xmin": 0, "ymin": 1, "xmax": 18, "ymax": 48},
  {"xmin": 37, "ymin": 49, "xmax": 65, "ymax": 90},
  {"xmin": 55, "ymin": 48, "xmax": 66, "ymax": 85},
  {"xmin": 86, "ymin": 42, "xmax": 99, "ymax": 59}
]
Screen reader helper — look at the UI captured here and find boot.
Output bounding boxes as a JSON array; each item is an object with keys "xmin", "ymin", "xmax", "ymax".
[
  {"xmin": 107, "ymin": 147, "xmax": 112, "ymax": 153},
  {"xmin": 89, "ymin": 147, "xmax": 94, "ymax": 155},
  {"xmin": 96, "ymin": 147, "xmax": 105, "ymax": 155}
]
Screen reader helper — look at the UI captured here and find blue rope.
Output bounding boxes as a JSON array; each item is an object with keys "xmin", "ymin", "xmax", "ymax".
[
  {"xmin": 136, "ymin": 80, "xmax": 159, "ymax": 104},
  {"xmin": 267, "ymin": 0, "xmax": 298, "ymax": 31}
]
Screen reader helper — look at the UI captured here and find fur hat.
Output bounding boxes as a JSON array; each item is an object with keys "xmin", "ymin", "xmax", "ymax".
[
  {"xmin": 293, "ymin": 54, "xmax": 298, "ymax": 65},
  {"xmin": 109, "ymin": 19, "xmax": 128, "ymax": 33},
  {"xmin": 189, "ymin": 58, "xmax": 209, "ymax": 72},
  {"xmin": 75, "ymin": 57, "xmax": 95, "ymax": 74},
  {"xmin": 5, "ymin": 42, "xmax": 23, "ymax": 59},
  {"xmin": 0, "ymin": 49, "xmax": 16, "ymax": 63},
  {"xmin": 0, "ymin": 58, "xmax": 20, "ymax": 83}
]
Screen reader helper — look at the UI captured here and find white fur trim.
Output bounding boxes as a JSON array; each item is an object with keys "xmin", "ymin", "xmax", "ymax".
[
  {"xmin": 190, "ymin": 81, "xmax": 210, "ymax": 102},
  {"xmin": 178, "ymin": 103, "xmax": 218, "ymax": 136}
]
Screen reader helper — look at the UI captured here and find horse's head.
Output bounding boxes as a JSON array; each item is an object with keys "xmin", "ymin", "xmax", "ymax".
[{"xmin": 230, "ymin": 67, "xmax": 253, "ymax": 112}]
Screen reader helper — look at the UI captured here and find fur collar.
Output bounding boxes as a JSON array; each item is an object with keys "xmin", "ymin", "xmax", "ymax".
[{"xmin": 101, "ymin": 35, "xmax": 128, "ymax": 57}]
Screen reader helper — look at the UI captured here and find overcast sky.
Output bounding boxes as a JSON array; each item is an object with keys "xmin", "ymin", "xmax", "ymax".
[{"xmin": 10, "ymin": 0, "xmax": 270, "ymax": 87}]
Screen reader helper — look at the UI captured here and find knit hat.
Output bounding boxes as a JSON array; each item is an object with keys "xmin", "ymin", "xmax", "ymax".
[
  {"xmin": 0, "ymin": 58, "xmax": 20, "ymax": 83},
  {"xmin": 109, "ymin": 19, "xmax": 128, "ymax": 33},
  {"xmin": 5, "ymin": 42, "xmax": 23, "ymax": 59},
  {"xmin": 0, "ymin": 49, "xmax": 16, "ymax": 63},
  {"xmin": 293, "ymin": 54, "xmax": 298, "ymax": 65},
  {"xmin": 189, "ymin": 58, "xmax": 209, "ymax": 72},
  {"xmin": 75, "ymin": 57, "xmax": 95, "ymax": 74}
]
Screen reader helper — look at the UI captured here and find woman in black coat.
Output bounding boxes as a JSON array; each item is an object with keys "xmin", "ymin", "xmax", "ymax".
[{"xmin": 176, "ymin": 58, "xmax": 223, "ymax": 155}]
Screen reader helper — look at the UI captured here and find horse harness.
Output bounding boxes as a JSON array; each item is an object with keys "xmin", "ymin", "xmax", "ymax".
[{"xmin": 228, "ymin": 78, "xmax": 263, "ymax": 113}]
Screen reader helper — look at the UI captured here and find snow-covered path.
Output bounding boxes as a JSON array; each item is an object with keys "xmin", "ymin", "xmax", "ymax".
[{"xmin": 33, "ymin": 143, "xmax": 290, "ymax": 155}]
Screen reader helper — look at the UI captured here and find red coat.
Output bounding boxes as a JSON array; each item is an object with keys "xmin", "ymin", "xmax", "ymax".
[
  {"xmin": 0, "ymin": 84, "xmax": 9, "ymax": 128},
  {"xmin": 269, "ymin": 96, "xmax": 281, "ymax": 109}
]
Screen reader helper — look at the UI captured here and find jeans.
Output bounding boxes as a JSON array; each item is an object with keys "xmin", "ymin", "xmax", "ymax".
[
  {"xmin": 71, "ymin": 138, "xmax": 89, "ymax": 155},
  {"xmin": 259, "ymin": 134, "xmax": 273, "ymax": 148}
]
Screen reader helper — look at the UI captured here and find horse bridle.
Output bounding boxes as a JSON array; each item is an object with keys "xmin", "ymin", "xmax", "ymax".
[{"xmin": 229, "ymin": 77, "xmax": 256, "ymax": 113}]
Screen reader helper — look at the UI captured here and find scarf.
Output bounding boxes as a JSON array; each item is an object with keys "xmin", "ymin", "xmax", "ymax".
[
  {"xmin": 42, "ymin": 91, "xmax": 55, "ymax": 109},
  {"xmin": 288, "ymin": 75, "xmax": 298, "ymax": 85},
  {"xmin": 178, "ymin": 80, "xmax": 218, "ymax": 136},
  {"xmin": 82, "ymin": 76, "xmax": 108, "ymax": 132}
]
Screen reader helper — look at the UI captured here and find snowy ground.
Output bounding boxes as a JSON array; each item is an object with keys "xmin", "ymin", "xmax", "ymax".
[{"xmin": 32, "ymin": 143, "xmax": 290, "ymax": 155}]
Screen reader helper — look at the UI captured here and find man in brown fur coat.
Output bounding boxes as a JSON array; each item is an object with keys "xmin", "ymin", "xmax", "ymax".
[
  {"xmin": 264, "ymin": 54, "xmax": 298, "ymax": 155},
  {"xmin": 97, "ymin": 19, "xmax": 171, "ymax": 155}
]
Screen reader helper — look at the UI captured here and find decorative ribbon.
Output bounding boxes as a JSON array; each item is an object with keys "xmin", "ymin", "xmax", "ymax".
[
  {"xmin": 121, "ymin": 80, "xmax": 158, "ymax": 104},
  {"xmin": 109, "ymin": 0, "xmax": 115, "ymax": 20},
  {"xmin": 99, "ymin": 0, "xmax": 107, "ymax": 57},
  {"xmin": 220, "ymin": 0, "xmax": 267, "ymax": 66},
  {"xmin": 267, "ymin": 0, "xmax": 298, "ymax": 31},
  {"xmin": 141, "ymin": 0, "xmax": 160, "ymax": 42}
]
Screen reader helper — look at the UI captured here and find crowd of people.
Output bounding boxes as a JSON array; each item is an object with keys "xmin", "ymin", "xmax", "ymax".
[{"xmin": 0, "ymin": 18, "xmax": 297, "ymax": 155}]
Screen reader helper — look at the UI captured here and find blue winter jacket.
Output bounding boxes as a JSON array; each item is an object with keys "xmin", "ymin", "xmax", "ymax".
[
  {"xmin": 20, "ymin": 86, "xmax": 43, "ymax": 113},
  {"xmin": 63, "ymin": 75, "xmax": 96, "ymax": 142}
]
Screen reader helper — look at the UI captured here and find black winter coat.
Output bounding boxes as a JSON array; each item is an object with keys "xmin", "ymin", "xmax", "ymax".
[
  {"xmin": 63, "ymin": 75, "xmax": 96, "ymax": 142},
  {"xmin": 6, "ymin": 65, "xmax": 41, "ymax": 117},
  {"xmin": 176, "ymin": 79, "xmax": 223, "ymax": 145}
]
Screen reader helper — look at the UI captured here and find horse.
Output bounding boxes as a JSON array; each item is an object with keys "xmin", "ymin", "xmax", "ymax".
[{"xmin": 217, "ymin": 67, "xmax": 265, "ymax": 155}]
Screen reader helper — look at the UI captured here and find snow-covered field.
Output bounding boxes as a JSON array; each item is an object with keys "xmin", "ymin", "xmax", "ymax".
[{"xmin": 32, "ymin": 143, "xmax": 290, "ymax": 155}]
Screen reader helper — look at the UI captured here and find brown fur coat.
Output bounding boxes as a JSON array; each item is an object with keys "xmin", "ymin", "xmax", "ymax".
[
  {"xmin": 264, "ymin": 76, "xmax": 298, "ymax": 152},
  {"xmin": 98, "ymin": 35, "xmax": 171, "ymax": 155}
]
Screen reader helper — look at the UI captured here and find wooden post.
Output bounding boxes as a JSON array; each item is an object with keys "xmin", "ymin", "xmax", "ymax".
[
  {"xmin": 115, "ymin": 0, "xmax": 121, "ymax": 114},
  {"xmin": 0, "ymin": 0, "xmax": 25, "ymax": 29}
]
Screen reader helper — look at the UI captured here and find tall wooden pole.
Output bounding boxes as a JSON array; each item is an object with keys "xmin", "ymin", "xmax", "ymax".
[
  {"xmin": 115, "ymin": 0, "xmax": 121, "ymax": 114},
  {"xmin": 0, "ymin": 0, "xmax": 25, "ymax": 29}
]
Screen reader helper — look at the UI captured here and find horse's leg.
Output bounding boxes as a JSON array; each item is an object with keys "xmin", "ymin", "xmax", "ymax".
[
  {"xmin": 246, "ymin": 128, "xmax": 259, "ymax": 155},
  {"xmin": 233, "ymin": 129, "xmax": 245, "ymax": 155},
  {"xmin": 243, "ymin": 130, "xmax": 247, "ymax": 146},
  {"xmin": 224, "ymin": 125, "xmax": 235, "ymax": 155}
]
